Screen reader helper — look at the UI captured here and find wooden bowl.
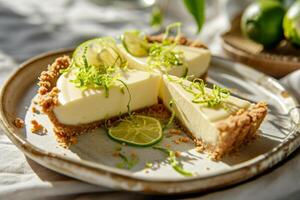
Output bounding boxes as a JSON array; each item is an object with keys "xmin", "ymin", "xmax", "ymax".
[{"xmin": 222, "ymin": 14, "xmax": 300, "ymax": 78}]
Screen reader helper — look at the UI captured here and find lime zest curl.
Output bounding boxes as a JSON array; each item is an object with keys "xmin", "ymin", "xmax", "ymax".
[
  {"xmin": 153, "ymin": 146, "xmax": 193, "ymax": 177},
  {"xmin": 147, "ymin": 22, "xmax": 185, "ymax": 71},
  {"xmin": 116, "ymin": 152, "xmax": 139, "ymax": 170},
  {"xmin": 168, "ymin": 76, "xmax": 230, "ymax": 108},
  {"xmin": 62, "ymin": 37, "xmax": 127, "ymax": 97},
  {"xmin": 164, "ymin": 100, "xmax": 176, "ymax": 130}
]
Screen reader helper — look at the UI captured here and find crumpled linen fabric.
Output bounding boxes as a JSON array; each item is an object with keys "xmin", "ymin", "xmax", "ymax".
[{"xmin": 0, "ymin": 0, "xmax": 299, "ymax": 199}]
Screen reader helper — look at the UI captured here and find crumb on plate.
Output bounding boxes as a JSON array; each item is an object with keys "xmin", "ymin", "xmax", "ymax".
[
  {"xmin": 175, "ymin": 151, "xmax": 181, "ymax": 157},
  {"xmin": 30, "ymin": 120, "xmax": 44, "ymax": 133},
  {"xmin": 179, "ymin": 137, "xmax": 190, "ymax": 143},
  {"xmin": 113, "ymin": 151, "xmax": 120, "ymax": 157},
  {"xmin": 131, "ymin": 152, "xmax": 137, "ymax": 157},
  {"xmin": 32, "ymin": 106, "xmax": 40, "ymax": 114},
  {"xmin": 168, "ymin": 128, "xmax": 181, "ymax": 135},
  {"xmin": 196, "ymin": 145, "xmax": 205, "ymax": 153},
  {"xmin": 173, "ymin": 139, "xmax": 180, "ymax": 145},
  {"xmin": 13, "ymin": 118, "xmax": 24, "ymax": 128}
]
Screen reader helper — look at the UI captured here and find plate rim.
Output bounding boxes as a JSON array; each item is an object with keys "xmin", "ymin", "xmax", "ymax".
[{"xmin": 1, "ymin": 49, "xmax": 300, "ymax": 194}]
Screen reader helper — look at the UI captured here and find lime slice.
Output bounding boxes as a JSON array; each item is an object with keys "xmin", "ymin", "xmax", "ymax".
[
  {"xmin": 73, "ymin": 37, "xmax": 127, "ymax": 68},
  {"xmin": 121, "ymin": 31, "xmax": 149, "ymax": 57},
  {"xmin": 108, "ymin": 115, "xmax": 162, "ymax": 147}
]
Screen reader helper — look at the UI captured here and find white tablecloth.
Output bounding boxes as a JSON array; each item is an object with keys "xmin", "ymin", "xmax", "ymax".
[{"xmin": 0, "ymin": 1, "xmax": 300, "ymax": 199}]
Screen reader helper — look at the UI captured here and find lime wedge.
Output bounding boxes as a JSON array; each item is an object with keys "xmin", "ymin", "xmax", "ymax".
[
  {"xmin": 121, "ymin": 31, "xmax": 149, "ymax": 57},
  {"xmin": 108, "ymin": 115, "xmax": 162, "ymax": 147},
  {"xmin": 73, "ymin": 37, "xmax": 126, "ymax": 68}
]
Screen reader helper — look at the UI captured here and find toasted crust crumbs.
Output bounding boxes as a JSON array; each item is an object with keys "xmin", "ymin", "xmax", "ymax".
[
  {"xmin": 196, "ymin": 145, "xmax": 205, "ymax": 153},
  {"xmin": 146, "ymin": 35, "xmax": 208, "ymax": 49},
  {"xmin": 173, "ymin": 139, "xmax": 180, "ymax": 145},
  {"xmin": 32, "ymin": 106, "xmax": 40, "ymax": 114},
  {"xmin": 168, "ymin": 128, "xmax": 181, "ymax": 135},
  {"xmin": 38, "ymin": 56, "xmax": 70, "ymax": 95},
  {"xmin": 131, "ymin": 152, "xmax": 137, "ymax": 158},
  {"xmin": 179, "ymin": 137, "xmax": 190, "ymax": 143},
  {"xmin": 175, "ymin": 151, "xmax": 181, "ymax": 157},
  {"xmin": 13, "ymin": 118, "xmax": 24, "ymax": 128},
  {"xmin": 113, "ymin": 151, "xmax": 120, "ymax": 157},
  {"xmin": 38, "ymin": 56, "xmax": 70, "ymax": 113},
  {"xmin": 30, "ymin": 120, "xmax": 44, "ymax": 133}
]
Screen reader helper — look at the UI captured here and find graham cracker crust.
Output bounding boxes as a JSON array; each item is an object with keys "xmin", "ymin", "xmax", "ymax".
[
  {"xmin": 194, "ymin": 102, "xmax": 267, "ymax": 160},
  {"xmin": 146, "ymin": 34, "xmax": 208, "ymax": 49}
]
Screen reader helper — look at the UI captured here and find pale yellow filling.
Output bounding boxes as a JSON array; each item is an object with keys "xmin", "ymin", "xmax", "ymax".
[
  {"xmin": 159, "ymin": 75, "xmax": 251, "ymax": 145},
  {"xmin": 53, "ymin": 44, "xmax": 250, "ymax": 146},
  {"xmin": 54, "ymin": 70, "xmax": 161, "ymax": 125},
  {"xmin": 119, "ymin": 45, "xmax": 211, "ymax": 79}
]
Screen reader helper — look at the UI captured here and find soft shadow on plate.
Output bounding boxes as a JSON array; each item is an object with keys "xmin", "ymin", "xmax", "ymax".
[
  {"xmin": 222, "ymin": 134, "xmax": 280, "ymax": 165},
  {"xmin": 26, "ymin": 157, "xmax": 71, "ymax": 182},
  {"xmin": 68, "ymin": 128, "xmax": 198, "ymax": 173}
]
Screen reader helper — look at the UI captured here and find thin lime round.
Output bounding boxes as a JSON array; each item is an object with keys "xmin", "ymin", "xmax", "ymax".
[
  {"xmin": 121, "ymin": 31, "xmax": 149, "ymax": 57},
  {"xmin": 108, "ymin": 115, "xmax": 162, "ymax": 147},
  {"xmin": 73, "ymin": 37, "xmax": 126, "ymax": 68}
]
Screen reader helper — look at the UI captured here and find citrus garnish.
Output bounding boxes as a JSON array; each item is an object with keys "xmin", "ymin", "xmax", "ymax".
[
  {"xmin": 167, "ymin": 76, "xmax": 230, "ymax": 108},
  {"xmin": 62, "ymin": 37, "xmax": 128, "ymax": 95},
  {"xmin": 153, "ymin": 146, "xmax": 193, "ymax": 177},
  {"xmin": 121, "ymin": 31, "xmax": 149, "ymax": 57},
  {"xmin": 108, "ymin": 115, "xmax": 162, "ymax": 147},
  {"xmin": 147, "ymin": 23, "xmax": 185, "ymax": 70},
  {"xmin": 73, "ymin": 37, "xmax": 127, "ymax": 68}
]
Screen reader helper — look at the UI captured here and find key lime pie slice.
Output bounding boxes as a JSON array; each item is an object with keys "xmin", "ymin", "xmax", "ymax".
[
  {"xmin": 120, "ymin": 30, "xmax": 210, "ymax": 79},
  {"xmin": 37, "ymin": 25, "xmax": 267, "ymax": 160},
  {"xmin": 160, "ymin": 75, "xmax": 267, "ymax": 160},
  {"xmin": 120, "ymin": 24, "xmax": 210, "ymax": 79}
]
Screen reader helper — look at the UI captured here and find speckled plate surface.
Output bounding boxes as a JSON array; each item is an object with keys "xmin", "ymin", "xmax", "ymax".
[{"xmin": 0, "ymin": 49, "xmax": 299, "ymax": 194}]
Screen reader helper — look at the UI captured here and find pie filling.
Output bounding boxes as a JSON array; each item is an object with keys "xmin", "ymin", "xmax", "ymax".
[{"xmin": 37, "ymin": 28, "xmax": 267, "ymax": 161}]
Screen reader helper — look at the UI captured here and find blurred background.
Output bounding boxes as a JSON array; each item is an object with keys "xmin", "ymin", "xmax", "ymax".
[
  {"xmin": 1, "ymin": 1, "xmax": 300, "ymax": 199},
  {"xmin": 0, "ymin": 0, "xmax": 254, "ymax": 84}
]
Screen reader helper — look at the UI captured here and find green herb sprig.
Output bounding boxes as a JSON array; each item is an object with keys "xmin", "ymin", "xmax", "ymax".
[
  {"xmin": 116, "ymin": 152, "xmax": 139, "ymax": 170},
  {"xmin": 117, "ymin": 79, "xmax": 132, "ymax": 117},
  {"xmin": 114, "ymin": 146, "xmax": 139, "ymax": 170},
  {"xmin": 164, "ymin": 100, "xmax": 176, "ymax": 130},
  {"xmin": 153, "ymin": 146, "xmax": 193, "ymax": 177}
]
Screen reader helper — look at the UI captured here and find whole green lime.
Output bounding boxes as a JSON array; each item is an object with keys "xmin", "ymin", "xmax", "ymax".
[
  {"xmin": 283, "ymin": 0, "xmax": 300, "ymax": 46},
  {"xmin": 241, "ymin": 0, "xmax": 285, "ymax": 48}
]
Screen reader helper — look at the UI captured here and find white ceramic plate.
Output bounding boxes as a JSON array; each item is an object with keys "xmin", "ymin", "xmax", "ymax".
[{"xmin": 1, "ymin": 49, "xmax": 299, "ymax": 194}]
